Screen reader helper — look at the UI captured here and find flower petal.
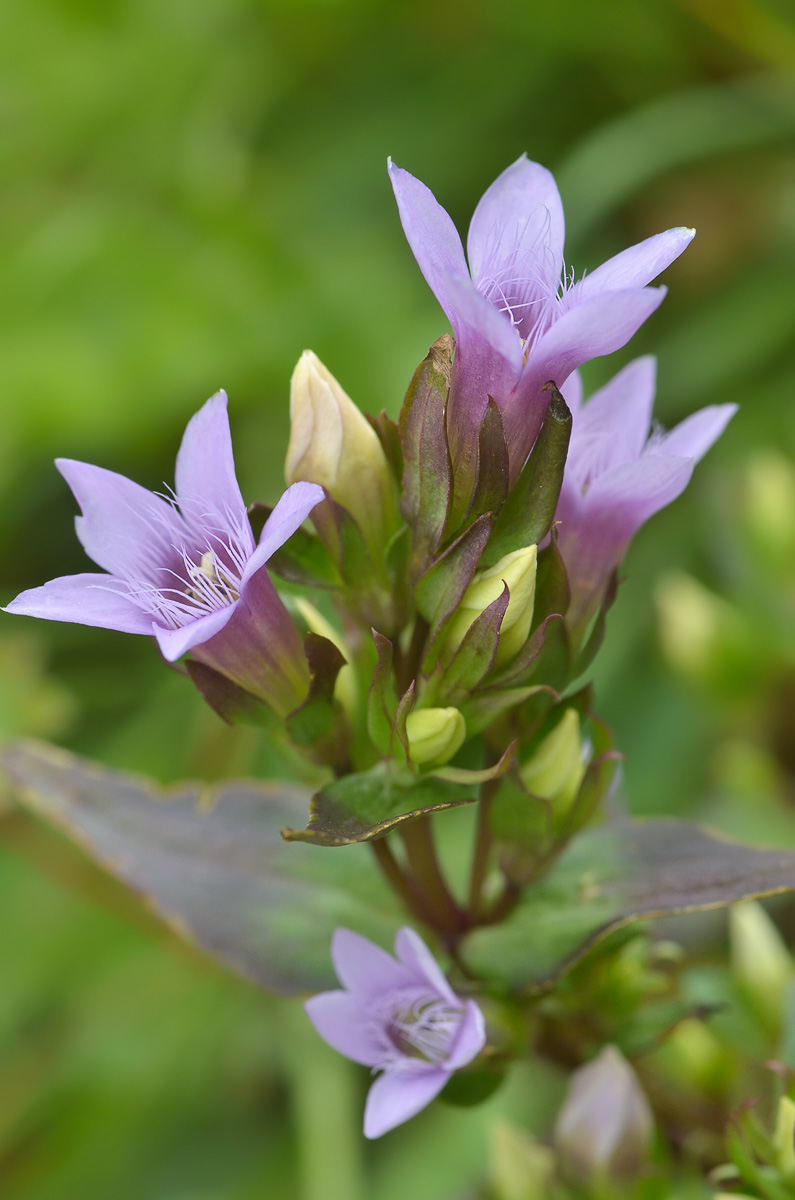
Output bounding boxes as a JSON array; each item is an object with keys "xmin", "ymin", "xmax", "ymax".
[
  {"xmin": 241, "ymin": 482, "xmax": 324, "ymax": 586},
  {"xmin": 4, "ymin": 573, "xmax": 154, "ymax": 634},
  {"xmin": 446, "ymin": 999, "xmax": 487, "ymax": 1070},
  {"xmin": 153, "ymin": 601, "xmax": 238, "ymax": 662},
  {"xmin": 174, "ymin": 390, "xmax": 252, "ymax": 545},
  {"xmin": 394, "ymin": 927, "xmax": 457, "ymax": 1004},
  {"xmin": 582, "ymin": 454, "xmax": 695, "ymax": 554},
  {"xmin": 652, "ymin": 403, "xmax": 737, "ymax": 462},
  {"xmin": 364, "ymin": 1066, "xmax": 449, "ymax": 1138},
  {"xmin": 573, "ymin": 228, "xmax": 695, "ymax": 300},
  {"xmin": 561, "ymin": 369, "xmax": 584, "ymax": 416},
  {"xmin": 304, "ymin": 991, "xmax": 383, "ymax": 1067},
  {"xmin": 467, "ymin": 155, "xmax": 565, "ymax": 330},
  {"xmin": 331, "ymin": 928, "xmax": 414, "ymax": 1001},
  {"xmin": 567, "ymin": 357, "xmax": 657, "ymax": 487},
  {"xmin": 56, "ymin": 458, "xmax": 188, "ymax": 582},
  {"xmin": 388, "ymin": 160, "xmax": 470, "ymax": 333}
]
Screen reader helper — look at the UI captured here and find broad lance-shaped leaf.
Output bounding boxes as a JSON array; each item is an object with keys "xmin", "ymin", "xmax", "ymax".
[
  {"xmin": 462, "ymin": 819, "xmax": 795, "ymax": 992},
  {"xmin": 486, "ymin": 384, "xmax": 572, "ymax": 564},
  {"xmin": 460, "ymin": 398, "xmax": 509, "ymax": 530},
  {"xmin": 2, "ymin": 740, "xmax": 404, "ymax": 995},
  {"xmin": 282, "ymin": 760, "xmax": 478, "ymax": 846}
]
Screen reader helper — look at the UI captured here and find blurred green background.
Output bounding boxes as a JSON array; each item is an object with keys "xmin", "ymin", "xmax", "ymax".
[{"xmin": 1, "ymin": 0, "xmax": 794, "ymax": 1196}]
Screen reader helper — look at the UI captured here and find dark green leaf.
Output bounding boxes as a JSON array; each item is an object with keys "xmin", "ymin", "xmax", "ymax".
[
  {"xmin": 461, "ymin": 399, "xmax": 509, "ymax": 529},
  {"xmin": 282, "ymin": 761, "xmax": 478, "ymax": 846},
  {"xmin": 462, "ymin": 819, "xmax": 795, "ymax": 992},
  {"xmin": 2, "ymin": 740, "xmax": 403, "ymax": 995},
  {"xmin": 399, "ymin": 336, "xmax": 454, "ymax": 575},
  {"xmin": 415, "ymin": 513, "xmax": 493, "ymax": 636}
]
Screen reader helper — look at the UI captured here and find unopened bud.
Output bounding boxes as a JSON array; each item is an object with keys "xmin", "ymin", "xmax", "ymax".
[
  {"xmin": 447, "ymin": 546, "xmax": 537, "ymax": 666},
  {"xmin": 774, "ymin": 1095, "xmax": 795, "ymax": 1179},
  {"xmin": 286, "ymin": 351, "xmax": 396, "ymax": 557},
  {"xmin": 490, "ymin": 1120, "xmax": 556, "ymax": 1200},
  {"xmin": 554, "ymin": 1046, "xmax": 654, "ymax": 1186},
  {"xmin": 745, "ymin": 450, "xmax": 795, "ymax": 566},
  {"xmin": 520, "ymin": 708, "xmax": 586, "ymax": 812},
  {"xmin": 292, "ymin": 597, "xmax": 356, "ymax": 716},
  {"xmin": 730, "ymin": 901, "xmax": 793, "ymax": 1031},
  {"xmin": 405, "ymin": 706, "xmax": 466, "ymax": 766}
]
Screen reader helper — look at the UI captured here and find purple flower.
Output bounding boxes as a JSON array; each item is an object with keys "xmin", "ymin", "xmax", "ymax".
[
  {"xmin": 6, "ymin": 392, "xmax": 324, "ymax": 717},
  {"xmin": 305, "ymin": 927, "xmax": 486, "ymax": 1138},
  {"xmin": 389, "ymin": 155, "xmax": 693, "ymax": 482},
  {"xmin": 555, "ymin": 358, "xmax": 736, "ymax": 632}
]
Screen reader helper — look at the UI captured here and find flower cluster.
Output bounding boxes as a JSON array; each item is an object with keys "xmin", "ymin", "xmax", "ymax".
[{"xmin": 4, "ymin": 155, "xmax": 736, "ymax": 1137}]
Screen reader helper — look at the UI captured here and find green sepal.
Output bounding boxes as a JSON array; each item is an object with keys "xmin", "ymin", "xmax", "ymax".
[
  {"xmin": 399, "ymin": 335, "xmax": 454, "ymax": 577},
  {"xmin": 366, "ymin": 631, "xmax": 398, "ymax": 756},
  {"xmin": 281, "ymin": 761, "xmax": 479, "ymax": 846},
  {"xmin": 533, "ymin": 536, "xmax": 571, "ymax": 625},
  {"xmin": 490, "ymin": 769, "xmax": 553, "ymax": 881},
  {"xmin": 326, "ymin": 495, "xmax": 406, "ymax": 635},
  {"xmin": 430, "ymin": 738, "xmax": 517, "ymax": 785},
  {"xmin": 571, "ymin": 568, "xmax": 620, "ymax": 678},
  {"xmin": 286, "ymin": 633, "xmax": 348, "ymax": 765},
  {"xmin": 415, "ymin": 513, "xmax": 493, "ymax": 641},
  {"xmin": 460, "ymin": 398, "xmax": 509, "ymax": 530},
  {"xmin": 393, "ymin": 681, "xmax": 416, "ymax": 766},
  {"xmin": 462, "ymin": 685, "xmax": 558, "ymax": 738},
  {"xmin": 185, "ymin": 660, "xmax": 276, "ymax": 729},
  {"xmin": 440, "ymin": 1066, "xmax": 506, "ymax": 1107},
  {"xmin": 247, "ymin": 502, "xmax": 340, "ymax": 588},
  {"xmin": 424, "ymin": 584, "xmax": 509, "ymax": 706},
  {"xmin": 486, "ymin": 383, "xmax": 572, "ymax": 563},
  {"xmin": 484, "ymin": 613, "xmax": 571, "ymax": 692},
  {"xmin": 368, "ymin": 409, "xmax": 403, "ymax": 482},
  {"xmin": 556, "ymin": 709, "xmax": 621, "ymax": 841}
]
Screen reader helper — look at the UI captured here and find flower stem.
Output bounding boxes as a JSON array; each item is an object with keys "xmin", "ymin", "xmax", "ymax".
[
  {"xmin": 400, "ymin": 815, "xmax": 465, "ymax": 934},
  {"xmin": 467, "ymin": 781, "xmax": 498, "ymax": 923},
  {"xmin": 370, "ymin": 836, "xmax": 433, "ymax": 926}
]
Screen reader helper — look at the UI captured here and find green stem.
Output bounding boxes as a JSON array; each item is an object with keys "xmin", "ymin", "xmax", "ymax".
[
  {"xmin": 370, "ymin": 836, "xmax": 434, "ymax": 927},
  {"xmin": 400, "ymin": 815, "xmax": 465, "ymax": 935},
  {"xmin": 279, "ymin": 1000, "xmax": 366, "ymax": 1200},
  {"xmin": 466, "ymin": 781, "xmax": 498, "ymax": 923}
]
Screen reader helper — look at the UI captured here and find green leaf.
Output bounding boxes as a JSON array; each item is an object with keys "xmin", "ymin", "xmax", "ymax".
[
  {"xmin": 486, "ymin": 385, "xmax": 572, "ymax": 563},
  {"xmin": 282, "ymin": 761, "xmax": 478, "ymax": 846},
  {"xmin": 462, "ymin": 819, "xmax": 795, "ymax": 992},
  {"xmin": 2, "ymin": 740, "xmax": 404, "ymax": 995}
]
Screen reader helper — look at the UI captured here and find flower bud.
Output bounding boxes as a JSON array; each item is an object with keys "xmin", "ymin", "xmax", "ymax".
[
  {"xmin": 490, "ymin": 1120, "xmax": 556, "ymax": 1200},
  {"xmin": 730, "ymin": 901, "xmax": 793, "ymax": 1031},
  {"xmin": 774, "ymin": 1095, "xmax": 795, "ymax": 1179},
  {"xmin": 292, "ymin": 597, "xmax": 356, "ymax": 716},
  {"xmin": 554, "ymin": 1046, "xmax": 654, "ymax": 1186},
  {"xmin": 286, "ymin": 351, "xmax": 397, "ymax": 558},
  {"xmin": 447, "ymin": 546, "xmax": 537, "ymax": 667},
  {"xmin": 405, "ymin": 706, "xmax": 466, "ymax": 766},
  {"xmin": 520, "ymin": 708, "xmax": 586, "ymax": 812}
]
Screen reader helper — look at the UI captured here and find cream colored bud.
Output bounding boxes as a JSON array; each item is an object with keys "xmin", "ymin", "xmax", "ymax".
[
  {"xmin": 520, "ymin": 708, "xmax": 586, "ymax": 811},
  {"xmin": 730, "ymin": 901, "xmax": 793, "ymax": 1031},
  {"xmin": 405, "ymin": 706, "xmax": 466, "ymax": 766},
  {"xmin": 490, "ymin": 1120, "xmax": 556, "ymax": 1200},
  {"xmin": 447, "ymin": 546, "xmax": 537, "ymax": 666},
  {"xmin": 286, "ymin": 351, "xmax": 396, "ymax": 556},
  {"xmin": 292, "ymin": 597, "xmax": 356, "ymax": 717},
  {"xmin": 554, "ymin": 1046, "xmax": 654, "ymax": 1186}
]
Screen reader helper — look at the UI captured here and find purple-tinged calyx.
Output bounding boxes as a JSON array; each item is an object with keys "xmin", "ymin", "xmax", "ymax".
[
  {"xmin": 389, "ymin": 155, "xmax": 693, "ymax": 487},
  {"xmin": 305, "ymin": 926, "xmax": 486, "ymax": 1138},
  {"xmin": 554, "ymin": 358, "xmax": 736, "ymax": 636},
  {"xmin": 5, "ymin": 392, "xmax": 324, "ymax": 717}
]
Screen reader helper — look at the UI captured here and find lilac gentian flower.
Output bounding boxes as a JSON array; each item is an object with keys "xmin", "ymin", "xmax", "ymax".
[
  {"xmin": 389, "ymin": 155, "xmax": 694, "ymax": 483},
  {"xmin": 555, "ymin": 358, "xmax": 736, "ymax": 632},
  {"xmin": 6, "ymin": 392, "xmax": 323, "ymax": 717},
  {"xmin": 305, "ymin": 927, "xmax": 486, "ymax": 1138}
]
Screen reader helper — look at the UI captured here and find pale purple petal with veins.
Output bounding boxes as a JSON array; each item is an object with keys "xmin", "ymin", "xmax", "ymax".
[
  {"xmin": 571, "ymin": 228, "xmax": 694, "ymax": 300},
  {"xmin": 243, "ymin": 481, "xmax": 325, "ymax": 585},
  {"xmin": 364, "ymin": 1067, "xmax": 451, "ymax": 1139},
  {"xmin": 306, "ymin": 926, "xmax": 486, "ymax": 1138},
  {"xmin": 174, "ymin": 389, "xmax": 252, "ymax": 545},
  {"xmin": 5, "ymin": 573, "xmax": 155, "ymax": 634}
]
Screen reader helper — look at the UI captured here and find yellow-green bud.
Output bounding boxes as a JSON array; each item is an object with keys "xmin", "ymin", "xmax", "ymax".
[
  {"xmin": 520, "ymin": 708, "xmax": 586, "ymax": 812},
  {"xmin": 554, "ymin": 1046, "xmax": 654, "ymax": 1186},
  {"xmin": 286, "ymin": 350, "xmax": 396, "ymax": 557},
  {"xmin": 490, "ymin": 1120, "xmax": 556, "ymax": 1200},
  {"xmin": 292, "ymin": 597, "xmax": 356, "ymax": 717},
  {"xmin": 730, "ymin": 901, "xmax": 794, "ymax": 1032},
  {"xmin": 405, "ymin": 706, "xmax": 466, "ymax": 766},
  {"xmin": 447, "ymin": 546, "xmax": 537, "ymax": 666},
  {"xmin": 774, "ymin": 1095, "xmax": 795, "ymax": 1180}
]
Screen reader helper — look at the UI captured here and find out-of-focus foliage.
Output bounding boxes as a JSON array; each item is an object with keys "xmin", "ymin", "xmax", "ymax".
[{"xmin": 1, "ymin": 0, "xmax": 794, "ymax": 1196}]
